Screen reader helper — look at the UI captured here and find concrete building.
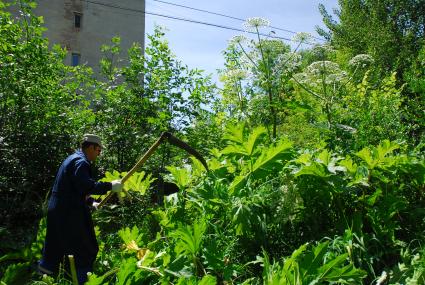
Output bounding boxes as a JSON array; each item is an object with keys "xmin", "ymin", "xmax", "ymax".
[{"xmin": 9, "ymin": 0, "xmax": 145, "ymax": 74}]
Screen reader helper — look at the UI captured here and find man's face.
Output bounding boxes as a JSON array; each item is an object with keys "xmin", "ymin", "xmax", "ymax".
[{"xmin": 86, "ymin": 144, "xmax": 102, "ymax": 162}]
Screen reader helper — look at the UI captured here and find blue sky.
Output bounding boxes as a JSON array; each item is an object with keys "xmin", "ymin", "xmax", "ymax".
[{"xmin": 144, "ymin": 0, "xmax": 339, "ymax": 82}]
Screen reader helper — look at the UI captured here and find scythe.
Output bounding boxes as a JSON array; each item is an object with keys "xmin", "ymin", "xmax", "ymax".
[{"xmin": 97, "ymin": 132, "xmax": 208, "ymax": 208}]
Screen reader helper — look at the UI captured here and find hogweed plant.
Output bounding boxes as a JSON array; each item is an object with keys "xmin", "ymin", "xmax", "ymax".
[
  {"xmin": 291, "ymin": 48, "xmax": 381, "ymax": 143},
  {"xmin": 221, "ymin": 18, "xmax": 311, "ymax": 139},
  {"xmin": 292, "ymin": 60, "xmax": 347, "ymax": 128}
]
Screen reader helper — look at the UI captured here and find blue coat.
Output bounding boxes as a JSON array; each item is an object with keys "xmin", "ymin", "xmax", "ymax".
[{"xmin": 42, "ymin": 150, "xmax": 111, "ymax": 269}]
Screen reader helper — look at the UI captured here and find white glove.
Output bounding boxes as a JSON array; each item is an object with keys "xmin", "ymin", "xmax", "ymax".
[
  {"xmin": 92, "ymin": 201, "xmax": 100, "ymax": 209},
  {"xmin": 111, "ymin": 179, "xmax": 123, "ymax": 193}
]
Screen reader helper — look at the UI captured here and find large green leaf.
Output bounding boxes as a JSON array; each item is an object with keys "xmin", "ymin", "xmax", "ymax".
[
  {"xmin": 299, "ymin": 241, "xmax": 329, "ymax": 279},
  {"xmin": 222, "ymin": 125, "xmax": 266, "ymax": 158},
  {"xmin": 251, "ymin": 139, "xmax": 293, "ymax": 176},
  {"xmin": 293, "ymin": 149, "xmax": 345, "ymax": 178},
  {"xmin": 229, "ymin": 139, "xmax": 292, "ymax": 193},
  {"xmin": 118, "ymin": 225, "xmax": 144, "ymax": 245},
  {"xmin": 294, "ymin": 161, "xmax": 329, "ymax": 178},
  {"xmin": 166, "ymin": 165, "xmax": 192, "ymax": 189},
  {"xmin": 356, "ymin": 140, "xmax": 400, "ymax": 169},
  {"xmin": 244, "ymin": 126, "xmax": 267, "ymax": 157},
  {"xmin": 125, "ymin": 171, "xmax": 156, "ymax": 195},
  {"xmin": 116, "ymin": 257, "xmax": 142, "ymax": 285},
  {"xmin": 320, "ymin": 262, "xmax": 367, "ymax": 283},
  {"xmin": 223, "ymin": 123, "xmax": 245, "ymax": 144},
  {"xmin": 172, "ymin": 219, "xmax": 207, "ymax": 257}
]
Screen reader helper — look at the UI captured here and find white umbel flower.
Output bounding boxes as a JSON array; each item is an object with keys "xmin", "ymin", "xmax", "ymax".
[
  {"xmin": 292, "ymin": 32, "xmax": 313, "ymax": 44},
  {"xmin": 349, "ymin": 54, "xmax": 375, "ymax": 68},
  {"xmin": 224, "ymin": 69, "xmax": 249, "ymax": 81},
  {"xmin": 272, "ymin": 52, "xmax": 302, "ymax": 77},
  {"xmin": 243, "ymin": 17, "xmax": 270, "ymax": 31},
  {"xmin": 229, "ymin": 35, "xmax": 248, "ymax": 45}
]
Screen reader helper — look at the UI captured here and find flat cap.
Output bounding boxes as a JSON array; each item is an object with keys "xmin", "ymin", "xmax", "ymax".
[{"xmin": 82, "ymin": 134, "xmax": 103, "ymax": 148}]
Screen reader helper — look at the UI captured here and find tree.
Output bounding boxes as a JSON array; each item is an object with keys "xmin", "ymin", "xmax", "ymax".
[
  {"xmin": 317, "ymin": 0, "xmax": 425, "ymax": 144},
  {"xmin": 0, "ymin": 0, "xmax": 91, "ymax": 250},
  {"xmin": 318, "ymin": 0, "xmax": 425, "ymax": 74}
]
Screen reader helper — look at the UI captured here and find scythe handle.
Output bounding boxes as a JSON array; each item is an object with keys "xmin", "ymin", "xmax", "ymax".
[
  {"xmin": 121, "ymin": 132, "xmax": 169, "ymax": 183},
  {"xmin": 97, "ymin": 132, "xmax": 168, "ymax": 208}
]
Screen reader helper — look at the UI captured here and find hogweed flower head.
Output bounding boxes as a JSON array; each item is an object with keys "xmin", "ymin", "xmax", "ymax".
[
  {"xmin": 312, "ymin": 44, "xmax": 336, "ymax": 58},
  {"xmin": 295, "ymin": 60, "xmax": 347, "ymax": 88},
  {"xmin": 292, "ymin": 32, "xmax": 313, "ymax": 44},
  {"xmin": 307, "ymin": 61, "xmax": 341, "ymax": 76},
  {"xmin": 348, "ymin": 54, "xmax": 374, "ymax": 68},
  {"xmin": 243, "ymin": 17, "xmax": 270, "ymax": 31},
  {"xmin": 221, "ymin": 68, "xmax": 249, "ymax": 83},
  {"xmin": 273, "ymin": 52, "xmax": 302, "ymax": 76},
  {"xmin": 229, "ymin": 35, "xmax": 248, "ymax": 46}
]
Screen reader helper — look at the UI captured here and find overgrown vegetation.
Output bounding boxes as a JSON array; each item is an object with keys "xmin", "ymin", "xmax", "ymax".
[{"xmin": 1, "ymin": 0, "xmax": 424, "ymax": 284}]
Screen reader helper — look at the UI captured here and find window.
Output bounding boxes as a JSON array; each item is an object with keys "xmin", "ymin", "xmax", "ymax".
[
  {"xmin": 74, "ymin": 13, "xmax": 82, "ymax": 28},
  {"xmin": 71, "ymin": 53, "xmax": 80, "ymax": 66}
]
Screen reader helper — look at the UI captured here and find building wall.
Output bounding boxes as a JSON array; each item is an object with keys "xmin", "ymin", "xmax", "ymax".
[{"xmin": 8, "ymin": 0, "xmax": 145, "ymax": 74}]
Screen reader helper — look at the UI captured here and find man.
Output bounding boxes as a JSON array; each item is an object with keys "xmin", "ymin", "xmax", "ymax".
[{"xmin": 38, "ymin": 134, "xmax": 123, "ymax": 284}]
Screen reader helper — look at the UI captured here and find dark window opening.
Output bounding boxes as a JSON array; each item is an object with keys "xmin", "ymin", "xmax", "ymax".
[
  {"xmin": 71, "ymin": 53, "xmax": 80, "ymax": 66},
  {"xmin": 74, "ymin": 13, "xmax": 82, "ymax": 28}
]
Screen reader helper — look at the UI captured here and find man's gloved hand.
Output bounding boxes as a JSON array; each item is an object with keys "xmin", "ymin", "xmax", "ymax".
[{"xmin": 111, "ymin": 179, "xmax": 123, "ymax": 193}]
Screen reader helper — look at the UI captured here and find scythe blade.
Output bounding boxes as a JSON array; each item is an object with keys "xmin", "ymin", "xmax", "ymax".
[{"xmin": 163, "ymin": 132, "xmax": 209, "ymax": 171}]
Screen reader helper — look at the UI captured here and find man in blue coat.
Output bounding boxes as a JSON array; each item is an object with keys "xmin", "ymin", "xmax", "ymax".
[{"xmin": 38, "ymin": 134, "xmax": 123, "ymax": 284}]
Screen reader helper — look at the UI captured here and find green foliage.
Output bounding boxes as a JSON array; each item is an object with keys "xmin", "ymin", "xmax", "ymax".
[
  {"xmin": 125, "ymin": 172, "xmax": 156, "ymax": 196},
  {"xmin": 341, "ymin": 73, "xmax": 406, "ymax": 149},
  {"xmin": 355, "ymin": 140, "xmax": 400, "ymax": 170},
  {"xmin": 228, "ymin": 138, "xmax": 292, "ymax": 193},
  {"xmin": 261, "ymin": 241, "xmax": 366, "ymax": 284},
  {"xmin": 166, "ymin": 165, "xmax": 193, "ymax": 190},
  {"xmin": 403, "ymin": 45, "xmax": 425, "ymax": 143},
  {"xmin": 118, "ymin": 226, "xmax": 145, "ymax": 246},
  {"xmin": 85, "ymin": 272, "xmax": 106, "ymax": 285},
  {"xmin": 172, "ymin": 219, "xmax": 207, "ymax": 277},
  {"xmin": 80, "ymin": 26, "xmax": 216, "ymax": 175},
  {"xmin": 173, "ymin": 219, "xmax": 206, "ymax": 258},
  {"xmin": 99, "ymin": 171, "xmax": 155, "ymax": 202},
  {"xmin": 176, "ymin": 274, "xmax": 217, "ymax": 285},
  {"xmin": 1, "ymin": 1, "xmax": 424, "ymax": 284},
  {"xmin": 291, "ymin": 59, "xmax": 406, "ymax": 150},
  {"xmin": 217, "ymin": 124, "xmax": 293, "ymax": 193},
  {"xmin": 318, "ymin": 0, "xmax": 425, "ymax": 143},
  {"xmin": 289, "ymin": 140, "xmax": 424, "ymax": 283},
  {"xmin": 115, "ymin": 257, "xmax": 144, "ymax": 285},
  {"xmin": 1, "ymin": 262, "xmax": 31, "ymax": 285},
  {"xmin": 0, "ymin": 218, "xmax": 46, "ymax": 284},
  {"xmin": 388, "ymin": 247, "xmax": 425, "ymax": 285},
  {"xmin": 222, "ymin": 124, "xmax": 267, "ymax": 157}
]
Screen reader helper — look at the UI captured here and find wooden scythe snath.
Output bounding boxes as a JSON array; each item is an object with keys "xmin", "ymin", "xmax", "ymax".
[{"xmin": 97, "ymin": 132, "xmax": 208, "ymax": 208}]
